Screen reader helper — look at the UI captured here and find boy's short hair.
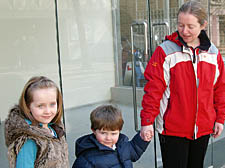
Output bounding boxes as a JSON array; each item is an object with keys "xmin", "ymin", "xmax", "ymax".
[{"xmin": 90, "ymin": 105, "xmax": 124, "ymax": 131}]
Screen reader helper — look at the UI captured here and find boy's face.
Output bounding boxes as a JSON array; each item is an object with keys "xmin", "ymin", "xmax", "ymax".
[{"xmin": 92, "ymin": 128, "xmax": 120, "ymax": 148}]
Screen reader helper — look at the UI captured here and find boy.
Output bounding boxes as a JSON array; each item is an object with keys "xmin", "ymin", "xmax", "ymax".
[{"xmin": 72, "ymin": 104, "xmax": 151, "ymax": 168}]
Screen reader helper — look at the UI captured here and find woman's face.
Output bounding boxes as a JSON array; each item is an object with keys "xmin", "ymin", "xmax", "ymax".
[
  {"xmin": 177, "ymin": 12, "xmax": 206, "ymax": 47},
  {"xmin": 29, "ymin": 88, "xmax": 58, "ymax": 128}
]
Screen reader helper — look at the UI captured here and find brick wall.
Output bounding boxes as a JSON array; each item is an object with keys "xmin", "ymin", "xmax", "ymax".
[{"xmin": 119, "ymin": 0, "xmax": 225, "ymax": 56}]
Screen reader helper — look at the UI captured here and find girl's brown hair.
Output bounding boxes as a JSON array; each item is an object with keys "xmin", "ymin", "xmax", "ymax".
[
  {"xmin": 90, "ymin": 105, "xmax": 124, "ymax": 131},
  {"xmin": 19, "ymin": 76, "xmax": 63, "ymax": 125}
]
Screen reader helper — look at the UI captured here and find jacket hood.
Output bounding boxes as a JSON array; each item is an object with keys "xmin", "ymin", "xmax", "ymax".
[
  {"xmin": 165, "ymin": 31, "xmax": 183, "ymax": 46},
  {"xmin": 4, "ymin": 105, "xmax": 65, "ymax": 147},
  {"xmin": 75, "ymin": 133, "xmax": 127, "ymax": 157},
  {"xmin": 165, "ymin": 30, "xmax": 211, "ymax": 50}
]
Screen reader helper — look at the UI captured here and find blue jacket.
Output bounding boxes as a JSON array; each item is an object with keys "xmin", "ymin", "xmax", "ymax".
[{"xmin": 72, "ymin": 132, "xmax": 150, "ymax": 168}]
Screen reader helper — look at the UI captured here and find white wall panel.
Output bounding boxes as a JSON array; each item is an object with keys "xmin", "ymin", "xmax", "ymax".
[
  {"xmin": 58, "ymin": 0, "xmax": 115, "ymax": 108},
  {"xmin": 0, "ymin": 1, "xmax": 60, "ymax": 121},
  {"xmin": 0, "ymin": 0, "xmax": 115, "ymax": 121}
]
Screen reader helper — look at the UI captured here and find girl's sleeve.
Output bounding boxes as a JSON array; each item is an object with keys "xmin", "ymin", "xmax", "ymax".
[{"xmin": 16, "ymin": 139, "xmax": 37, "ymax": 168}]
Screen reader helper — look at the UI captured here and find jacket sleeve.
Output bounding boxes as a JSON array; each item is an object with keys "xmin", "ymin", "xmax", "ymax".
[
  {"xmin": 16, "ymin": 139, "xmax": 37, "ymax": 168},
  {"xmin": 214, "ymin": 51, "xmax": 225, "ymax": 124},
  {"xmin": 141, "ymin": 46, "xmax": 167, "ymax": 126},
  {"xmin": 117, "ymin": 132, "xmax": 150, "ymax": 162},
  {"xmin": 72, "ymin": 156, "xmax": 94, "ymax": 168}
]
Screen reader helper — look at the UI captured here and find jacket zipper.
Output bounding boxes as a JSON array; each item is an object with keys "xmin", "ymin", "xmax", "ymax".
[{"xmin": 193, "ymin": 49, "xmax": 199, "ymax": 139}]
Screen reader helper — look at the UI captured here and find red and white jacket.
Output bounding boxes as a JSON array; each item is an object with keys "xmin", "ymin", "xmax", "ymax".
[{"xmin": 141, "ymin": 30, "xmax": 225, "ymax": 140}]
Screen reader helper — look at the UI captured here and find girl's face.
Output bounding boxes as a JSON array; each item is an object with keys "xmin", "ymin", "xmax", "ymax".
[
  {"xmin": 93, "ymin": 129, "xmax": 120, "ymax": 148},
  {"xmin": 29, "ymin": 88, "xmax": 57, "ymax": 128},
  {"xmin": 177, "ymin": 12, "xmax": 206, "ymax": 47}
]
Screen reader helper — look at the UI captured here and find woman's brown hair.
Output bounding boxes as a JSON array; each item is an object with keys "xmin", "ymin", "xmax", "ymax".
[{"xmin": 178, "ymin": 1, "xmax": 207, "ymax": 26}]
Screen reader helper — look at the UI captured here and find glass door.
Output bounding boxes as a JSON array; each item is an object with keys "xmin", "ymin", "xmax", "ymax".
[{"xmin": 116, "ymin": 0, "xmax": 225, "ymax": 167}]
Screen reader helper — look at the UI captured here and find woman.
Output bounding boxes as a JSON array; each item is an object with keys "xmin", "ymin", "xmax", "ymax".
[{"xmin": 140, "ymin": 1, "xmax": 225, "ymax": 167}]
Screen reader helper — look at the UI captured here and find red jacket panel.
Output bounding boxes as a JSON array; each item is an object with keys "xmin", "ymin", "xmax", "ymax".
[{"xmin": 141, "ymin": 31, "xmax": 225, "ymax": 140}]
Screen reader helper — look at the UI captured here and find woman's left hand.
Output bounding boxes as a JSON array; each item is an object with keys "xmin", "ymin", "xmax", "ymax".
[{"xmin": 213, "ymin": 122, "xmax": 224, "ymax": 138}]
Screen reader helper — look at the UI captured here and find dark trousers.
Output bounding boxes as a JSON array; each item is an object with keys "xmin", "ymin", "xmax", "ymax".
[{"xmin": 159, "ymin": 134, "xmax": 210, "ymax": 168}]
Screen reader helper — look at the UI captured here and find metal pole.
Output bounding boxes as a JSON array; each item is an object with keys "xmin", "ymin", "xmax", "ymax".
[
  {"xmin": 131, "ymin": 21, "xmax": 148, "ymax": 132},
  {"xmin": 146, "ymin": 1, "xmax": 157, "ymax": 167},
  {"xmin": 211, "ymin": 136, "xmax": 214, "ymax": 167},
  {"xmin": 147, "ymin": 0, "xmax": 153, "ymax": 59},
  {"xmin": 130, "ymin": 25, "xmax": 138, "ymax": 132},
  {"xmin": 208, "ymin": 0, "xmax": 211, "ymax": 38},
  {"xmin": 54, "ymin": 0, "xmax": 66, "ymax": 136}
]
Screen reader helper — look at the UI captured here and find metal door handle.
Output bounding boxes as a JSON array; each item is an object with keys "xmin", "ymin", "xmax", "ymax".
[
  {"xmin": 130, "ymin": 20, "xmax": 148, "ymax": 132},
  {"xmin": 151, "ymin": 22, "xmax": 170, "ymax": 47}
]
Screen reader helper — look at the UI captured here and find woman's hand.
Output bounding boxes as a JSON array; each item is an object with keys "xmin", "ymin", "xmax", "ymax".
[
  {"xmin": 213, "ymin": 122, "xmax": 224, "ymax": 138},
  {"xmin": 140, "ymin": 125, "xmax": 154, "ymax": 141}
]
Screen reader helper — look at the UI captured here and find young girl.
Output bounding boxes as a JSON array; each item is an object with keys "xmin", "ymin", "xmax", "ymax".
[{"xmin": 4, "ymin": 76, "xmax": 69, "ymax": 168}]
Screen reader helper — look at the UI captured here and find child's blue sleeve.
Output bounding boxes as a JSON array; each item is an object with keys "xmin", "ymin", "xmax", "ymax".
[
  {"xmin": 72, "ymin": 156, "xmax": 94, "ymax": 168},
  {"xmin": 16, "ymin": 139, "xmax": 37, "ymax": 168},
  {"xmin": 118, "ymin": 132, "xmax": 150, "ymax": 162}
]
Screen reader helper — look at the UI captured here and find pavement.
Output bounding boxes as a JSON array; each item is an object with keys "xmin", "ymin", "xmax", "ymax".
[{"xmin": 1, "ymin": 103, "xmax": 225, "ymax": 168}]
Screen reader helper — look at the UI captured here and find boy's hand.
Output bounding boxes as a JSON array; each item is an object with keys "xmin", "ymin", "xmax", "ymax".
[
  {"xmin": 140, "ymin": 125, "xmax": 154, "ymax": 141},
  {"xmin": 213, "ymin": 122, "xmax": 224, "ymax": 138}
]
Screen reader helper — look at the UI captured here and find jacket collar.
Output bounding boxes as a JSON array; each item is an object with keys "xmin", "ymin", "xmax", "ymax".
[{"xmin": 177, "ymin": 30, "xmax": 211, "ymax": 51}]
